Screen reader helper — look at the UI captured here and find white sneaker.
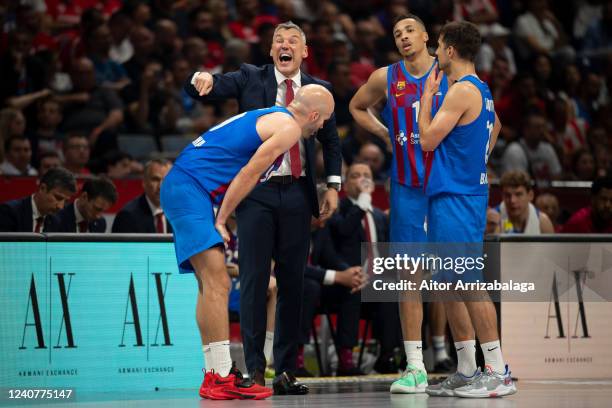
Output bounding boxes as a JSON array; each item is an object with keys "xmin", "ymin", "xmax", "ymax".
[
  {"xmin": 453, "ymin": 365, "xmax": 517, "ymax": 398},
  {"xmin": 426, "ymin": 369, "xmax": 481, "ymax": 397}
]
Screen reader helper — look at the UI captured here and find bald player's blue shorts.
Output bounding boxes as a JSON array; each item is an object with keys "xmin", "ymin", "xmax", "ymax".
[{"xmin": 160, "ymin": 167, "xmax": 223, "ymax": 274}]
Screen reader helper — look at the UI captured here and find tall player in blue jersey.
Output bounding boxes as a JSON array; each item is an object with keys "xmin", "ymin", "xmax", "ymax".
[
  {"xmin": 350, "ymin": 14, "xmax": 457, "ymax": 393},
  {"xmin": 419, "ymin": 21, "xmax": 517, "ymax": 398},
  {"xmin": 160, "ymin": 85, "xmax": 334, "ymax": 400}
]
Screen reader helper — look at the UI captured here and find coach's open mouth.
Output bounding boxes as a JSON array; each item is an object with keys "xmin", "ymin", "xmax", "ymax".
[{"xmin": 279, "ymin": 53, "xmax": 293, "ymax": 63}]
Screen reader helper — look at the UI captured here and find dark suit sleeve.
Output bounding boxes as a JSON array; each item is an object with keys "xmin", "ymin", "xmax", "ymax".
[
  {"xmin": 314, "ymin": 80, "xmax": 342, "ymax": 179},
  {"xmin": 111, "ymin": 210, "xmax": 131, "ymax": 233},
  {"xmin": 305, "ymin": 265, "xmax": 327, "ymax": 282},
  {"xmin": 0, "ymin": 203, "xmax": 18, "ymax": 232},
  {"xmin": 183, "ymin": 64, "xmax": 252, "ymax": 102},
  {"xmin": 328, "ymin": 201, "xmax": 365, "ymax": 240}
]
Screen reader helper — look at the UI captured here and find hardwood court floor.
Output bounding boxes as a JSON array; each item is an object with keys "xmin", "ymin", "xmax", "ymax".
[{"xmin": 12, "ymin": 376, "xmax": 612, "ymax": 408}]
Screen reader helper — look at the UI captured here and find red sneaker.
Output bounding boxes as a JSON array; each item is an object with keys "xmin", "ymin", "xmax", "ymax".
[
  {"xmin": 229, "ymin": 362, "xmax": 273, "ymax": 400},
  {"xmin": 207, "ymin": 371, "xmax": 273, "ymax": 400},
  {"xmin": 199, "ymin": 370, "xmax": 235, "ymax": 400}
]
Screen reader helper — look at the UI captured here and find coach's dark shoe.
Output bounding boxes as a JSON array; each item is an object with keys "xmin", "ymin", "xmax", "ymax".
[
  {"xmin": 273, "ymin": 371, "xmax": 309, "ymax": 395},
  {"xmin": 249, "ymin": 370, "xmax": 266, "ymax": 386}
]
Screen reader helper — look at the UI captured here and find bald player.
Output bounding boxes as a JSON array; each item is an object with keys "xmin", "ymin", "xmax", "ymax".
[{"xmin": 160, "ymin": 85, "xmax": 334, "ymax": 401}]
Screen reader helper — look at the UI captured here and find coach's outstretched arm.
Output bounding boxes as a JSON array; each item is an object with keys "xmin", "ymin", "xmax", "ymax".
[{"xmin": 215, "ymin": 117, "xmax": 301, "ymax": 242}]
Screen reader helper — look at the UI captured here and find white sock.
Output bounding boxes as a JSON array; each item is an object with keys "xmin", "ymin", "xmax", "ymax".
[
  {"xmin": 404, "ymin": 341, "xmax": 425, "ymax": 371},
  {"xmin": 454, "ymin": 340, "xmax": 477, "ymax": 376},
  {"xmin": 202, "ymin": 344, "xmax": 211, "ymax": 370},
  {"xmin": 264, "ymin": 331, "xmax": 274, "ymax": 366},
  {"xmin": 432, "ymin": 335, "xmax": 449, "ymax": 362},
  {"xmin": 209, "ymin": 340, "xmax": 232, "ymax": 377},
  {"xmin": 481, "ymin": 340, "xmax": 505, "ymax": 373}
]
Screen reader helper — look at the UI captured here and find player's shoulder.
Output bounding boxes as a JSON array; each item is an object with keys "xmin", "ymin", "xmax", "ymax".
[{"xmin": 447, "ymin": 80, "xmax": 480, "ymax": 100}]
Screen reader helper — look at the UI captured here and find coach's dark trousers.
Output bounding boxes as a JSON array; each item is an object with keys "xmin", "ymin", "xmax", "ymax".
[{"xmin": 236, "ymin": 177, "xmax": 311, "ymax": 375}]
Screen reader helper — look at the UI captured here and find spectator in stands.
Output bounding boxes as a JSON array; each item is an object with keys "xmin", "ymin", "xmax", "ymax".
[
  {"xmin": 122, "ymin": 0, "xmax": 151, "ymax": 28},
  {"xmin": 152, "ymin": 19, "xmax": 182, "ymax": 69},
  {"xmin": 0, "ymin": 29, "xmax": 49, "ymax": 110},
  {"xmin": 328, "ymin": 60, "xmax": 357, "ymax": 138},
  {"xmin": 581, "ymin": 1, "xmax": 612, "ymax": 61},
  {"xmin": 513, "ymin": 0, "xmax": 573, "ymax": 61},
  {"xmin": 158, "ymin": 58, "xmax": 216, "ymax": 135},
  {"xmin": 112, "ymin": 159, "xmax": 172, "ymax": 233},
  {"xmin": 0, "ymin": 167, "xmax": 75, "ymax": 232},
  {"xmin": 1, "ymin": 135, "xmax": 37, "ymax": 176},
  {"xmin": 356, "ymin": 142, "xmax": 388, "ymax": 182},
  {"xmin": 84, "ymin": 23, "xmax": 130, "ymax": 90},
  {"xmin": 29, "ymin": 97, "xmax": 64, "ymax": 165},
  {"xmin": 250, "ymin": 22, "xmax": 276, "ymax": 66},
  {"xmin": 188, "ymin": 6, "xmax": 225, "ymax": 70},
  {"xmin": 557, "ymin": 64, "xmax": 589, "ymax": 122},
  {"xmin": 570, "ymin": 148, "xmax": 597, "ymax": 181},
  {"xmin": 476, "ymin": 23, "xmax": 516, "ymax": 80},
  {"xmin": 207, "ymin": 0, "xmax": 233, "ymax": 43},
  {"xmin": 37, "ymin": 151, "xmax": 62, "ymax": 176},
  {"xmin": 550, "ymin": 97, "xmax": 588, "ymax": 168},
  {"xmin": 300, "ymin": 193, "xmax": 365, "ymax": 377},
  {"xmin": 121, "ymin": 26, "xmax": 159, "ymax": 133},
  {"xmin": 496, "ymin": 73, "xmax": 546, "ymax": 134},
  {"xmin": 103, "ymin": 151, "xmax": 143, "ymax": 179},
  {"xmin": 328, "ymin": 162, "xmax": 399, "ymax": 374},
  {"xmin": 0, "ymin": 108, "xmax": 27, "ymax": 164},
  {"xmin": 500, "ymin": 112, "xmax": 562, "ymax": 181},
  {"xmin": 60, "ymin": 57, "xmax": 124, "ymax": 156},
  {"xmin": 62, "ymin": 133, "xmax": 90, "ymax": 175},
  {"xmin": 532, "ymin": 53, "xmax": 556, "ymax": 103},
  {"xmin": 56, "ymin": 176, "xmax": 117, "ymax": 233},
  {"xmin": 535, "ymin": 193, "xmax": 562, "ymax": 232},
  {"xmin": 228, "ymin": 0, "xmax": 278, "ymax": 44},
  {"xmin": 563, "ymin": 176, "xmax": 612, "ymax": 233},
  {"xmin": 494, "ymin": 170, "xmax": 555, "ymax": 234},
  {"xmin": 108, "ymin": 11, "xmax": 133, "ymax": 64},
  {"xmin": 452, "ymin": 0, "xmax": 499, "ymax": 24},
  {"xmin": 486, "ymin": 208, "xmax": 501, "ymax": 234}
]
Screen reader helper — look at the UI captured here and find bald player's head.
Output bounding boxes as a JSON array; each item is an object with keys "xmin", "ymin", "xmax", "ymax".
[{"xmin": 289, "ymin": 84, "xmax": 335, "ymax": 138}]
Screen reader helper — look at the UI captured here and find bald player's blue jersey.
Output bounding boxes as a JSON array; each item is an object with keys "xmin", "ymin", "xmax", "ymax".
[
  {"xmin": 424, "ymin": 75, "xmax": 495, "ymax": 197},
  {"xmin": 381, "ymin": 60, "xmax": 448, "ymax": 187},
  {"xmin": 174, "ymin": 106, "xmax": 292, "ymax": 203}
]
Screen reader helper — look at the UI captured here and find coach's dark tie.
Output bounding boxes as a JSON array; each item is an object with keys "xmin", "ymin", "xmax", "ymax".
[
  {"xmin": 285, "ymin": 79, "xmax": 302, "ymax": 178},
  {"xmin": 156, "ymin": 213, "xmax": 165, "ymax": 233},
  {"xmin": 34, "ymin": 217, "xmax": 43, "ymax": 233}
]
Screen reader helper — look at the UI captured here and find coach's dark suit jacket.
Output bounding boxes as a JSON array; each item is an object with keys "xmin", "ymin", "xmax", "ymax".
[
  {"xmin": 0, "ymin": 196, "xmax": 61, "ymax": 232},
  {"xmin": 184, "ymin": 63, "xmax": 342, "ymax": 216},
  {"xmin": 56, "ymin": 202, "xmax": 106, "ymax": 233},
  {"xmin": 111, "ymin": 194, "xmax": 173, "ymax": 233},
  {"xmin": 328, "ymin": 197, "xmax": 389, "ymax": 267}
]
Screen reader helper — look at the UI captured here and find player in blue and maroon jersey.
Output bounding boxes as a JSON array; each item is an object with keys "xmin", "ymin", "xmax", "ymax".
[{"xmin": 350, "ymin": 13, "xmax": 452, "ymax": 393}]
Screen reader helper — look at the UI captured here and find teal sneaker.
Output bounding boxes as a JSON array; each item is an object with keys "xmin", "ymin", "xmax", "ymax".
[{"xmin": 390, "ymin": 364, "xmax": 428, "ymax": 393}]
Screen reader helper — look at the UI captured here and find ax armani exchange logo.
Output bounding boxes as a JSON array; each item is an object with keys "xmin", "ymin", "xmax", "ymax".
[{"xmin": 19, "ymin": 272, "xmax": 175, "ymax": 356}]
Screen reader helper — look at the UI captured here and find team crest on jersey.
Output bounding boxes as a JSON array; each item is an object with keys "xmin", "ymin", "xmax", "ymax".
[
  {"xmin": 396, "ymin": 81, "xmax": 405, "ymax": 91},
  {"xmin": 396, "ymin": 130, "xmax": 407, "ymax": 146}
]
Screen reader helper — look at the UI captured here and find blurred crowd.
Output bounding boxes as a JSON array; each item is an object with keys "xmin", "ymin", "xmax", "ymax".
[{"xmin": 0, "ymin": 0, "xmax": 609, "ymax": 182}]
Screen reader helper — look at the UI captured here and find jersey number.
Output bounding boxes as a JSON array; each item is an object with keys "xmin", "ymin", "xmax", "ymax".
[
  {"xmin": 485, "ymin": 120, "xmax": 493, "ymax": 164},
  {"xmin": 412, "ymin": 101, "xmax": 420, "ymax": 121}
]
